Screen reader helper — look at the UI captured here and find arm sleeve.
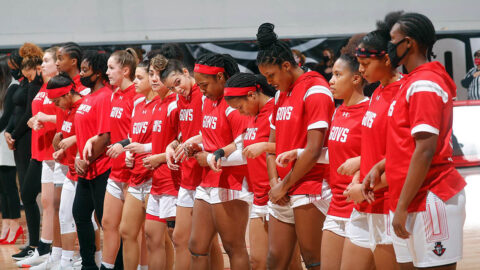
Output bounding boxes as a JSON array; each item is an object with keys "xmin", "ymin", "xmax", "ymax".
[
  {"xmin": 219, "ymin": 133, "xmax": 247, "ymax": 166},
  {"xmin": 406, "ymin": 81, "xmax": 446, "ymax": 136},
  {"xmin": 304, "ymin": 85, "xmax": 335, "ymax": 130},
  {"xmin": 0, "ymin": 84, "xmax": 18, "ymax": 132},
  {"xmin": 12, "ymin": 83, "xmax": 40, "ymax": 139},
  {"xmin": 461, "ymin": 68, "xmax": 475, "ymax": 88},
  {"xmin": 226, "ymin": 107, "xmax": 250, "ymax": 138}
]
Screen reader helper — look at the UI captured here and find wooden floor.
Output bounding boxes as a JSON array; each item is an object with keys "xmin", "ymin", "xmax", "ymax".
[{"xmin": 1, "ymin": 175, "xmax": 479, "ymax": 269}]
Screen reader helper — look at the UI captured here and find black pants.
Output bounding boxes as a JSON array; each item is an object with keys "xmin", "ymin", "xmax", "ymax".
[
  {"xmin": 13, "ymin": 131, "xmax": 31, "ymax": 191},
  {"xmin": 20, "ymin": 159, "xmax": 42, "ymax": 246},
  {"xmin": 0, "ymin": 166, "xmax": 20, "ymax": 219},
  {"xmin": 73, "ymin": 169, "xmax": 109, "ymax": 270}
]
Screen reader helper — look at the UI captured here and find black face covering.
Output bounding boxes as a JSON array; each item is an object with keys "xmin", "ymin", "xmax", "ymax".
[
  {"xmin": 80, "ymin": 74, "xmax": 96, "ymax": 89},
  {"xmin": 10, "ymin": 69, "xmax": 22, "ymax": 80},
  {"xmin": 387, "ymin": 38, "xmax": 410, "ymax": 68},
  {"xmin": 32, "ymin": 71, "xmax": 43, "ymax": 85}
]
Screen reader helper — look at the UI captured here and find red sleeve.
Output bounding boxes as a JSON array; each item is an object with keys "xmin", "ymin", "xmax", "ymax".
[
  {"xmin": 407, "ymin": 81, "xmax": 446, "ymax": 136},
  {"xmin": 96, "ymin": 93, "xmax": 112, "ymax": 135},
  {"xmin": 304, "ymin": 85, "xmax": 335, "ymax": 130},
  {"xmin": 226, "ymin": 107, "xmax": 250, "ymax": 139},
  {"xmin": 169, "ymin": 105, "xmax": 180, "ymax": 139},
  {"xmin": 56, "ymin": 107, "xmax": 65, "ymax": 132}
]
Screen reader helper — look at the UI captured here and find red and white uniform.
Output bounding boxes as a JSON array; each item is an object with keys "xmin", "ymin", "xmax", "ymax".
[
  {"xmin": 176, "ymin": 84, "xmax": 204, "ymax": 190},
  {"xmin": 244, "ymin": 98, "xmax": 274, "ymax": 207},
  {"xmin": 386, "ymin": 61, "xmax": 467, "ymax": 267},
  {"xmin": 327, "ymin": 99, "xmax": 369, "ymax": 218},
  {"xmin": 31, "ymin": 83, "xmax": 57, "ymax": 161},
  {"xmin": 72, "ymin": 74, "xmax": 88, "ymax": 94},
  {"xmin": 59, "ymin": 98, "xmax": 83, "ymax": 182},
  {"xmin": 109, "ymin": 84, "xmax": 137, "ymax": 183},
  {"xmin": 75, "ymin": 86, "xmax": 112, "ymax": 180},
  {"xmin": 150, "ymin": 93, "xmax": 181, "ymax": 196},
  {"xmin": 358, "ymin": 80, "xmax": 403, "ymax": 214},
  {"xmin": 129, "ymin": 95, "xmax": 160, "ymax": 187},
  {"xmin": 271, "ymin": 71, "xmax": 334, "ymax": 195},
  {"xmin": 386, "ymin": 61, "xmax": 466, "ymax": 212},
  {"xmin": 200, "ymin": 96, "xmax": 250, "ymax": 190}
]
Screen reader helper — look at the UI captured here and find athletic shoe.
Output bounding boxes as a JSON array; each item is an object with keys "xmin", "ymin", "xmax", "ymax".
[
  {"xmin": 15, "ymin": 249, "xmax": 49, "ymax": 267},
  {"xmin": 29, "ymin": 256, "xmax": 60, "ymax": 269},
  {"xmin": 11, "ymin": 246, "xmax": 35, "ymax": 261}
]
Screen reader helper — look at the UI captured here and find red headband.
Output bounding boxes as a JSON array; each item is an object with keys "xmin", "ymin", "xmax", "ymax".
[
  {"xmin": 194, "ymin": 64, "xmax": 225, "ymax": 75},
  {"xmin": 47, "ymin": 84, "xmax": 73, "ymax": 99},
  {"xmin": 355, "ymin": 47, "xmax": 386, "ymax": 58},
  {"xmin": 224, "ymin": 86, "xmax": 257, "ymax": 97}
]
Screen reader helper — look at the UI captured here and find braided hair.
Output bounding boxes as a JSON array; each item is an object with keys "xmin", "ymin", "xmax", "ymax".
[
  {"xmin": 9, "ymin": 50, "xmax": 23, "ymax": 70},
  {"xmin": 256, "ymin": 23, "xmax": 296, "ymax": 66},
  {"xmin": 195, "ymin": 53, "xmax": 239, "ymax": 79},
  {"xmin": 60, "ymin": 42, "xmax": 83, "ymax": 70},
  {"xmin": 82, "ymin": 50, "xmax": 109, "ymax": 82},
  {"xmin": 224, "ymin": 73, "xmax": 276, "ymax": 100},
  {"xmin": 396, "ymin": 12, "xmax": 437, "ymax": 60}
]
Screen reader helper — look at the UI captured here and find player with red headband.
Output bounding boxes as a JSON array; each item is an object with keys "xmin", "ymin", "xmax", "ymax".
[
  {"xmin": 46, "ymin": 73, "xmax": 100, "ymax": 269},
  {"xmin": 256, "ymin": 23, "xmax": 334, "ymax": 270},
  {"xmin": 73, "ymin": 51, "xmax": 112, "ymax": 270},
  {"xmin": 363, "ymin": 13, "xmax": 466, "ymax": 269},
  {"xmin": 157, "ymin": 55, "xmax": 224, "ymax": 270},
  {"xmin": 187, "ymin": 53, "xmax": 252, "ymax": 270}
]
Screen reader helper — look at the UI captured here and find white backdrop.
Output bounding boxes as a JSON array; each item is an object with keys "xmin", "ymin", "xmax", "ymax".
[{"xmin": 0, "ymin": 0, "xmax": 479, "ymax": 48}]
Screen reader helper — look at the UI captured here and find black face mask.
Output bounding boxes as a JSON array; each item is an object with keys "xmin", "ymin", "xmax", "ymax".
[
  {"xmin": 387, "ymin": 38, "xmax": 410, "ymax": 68},
  {"xmin": 323, "ymin": 55, "xmax": 331, "ymax": 63},
  {"xmin": 80, "ymin": 74, "xmax": 96, "ymax": 89},
  {"xmin": 10, "ymin": 69, "xmax": 22, "ymax": 80},
  {"xmin": 32, "ymin": 71, "xmax": 43, "ymax": 85}
]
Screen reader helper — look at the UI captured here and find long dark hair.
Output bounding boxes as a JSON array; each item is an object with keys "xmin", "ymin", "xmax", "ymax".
[{"xmin": 0, "ymin": 56, "xmax": 12, "ymax": 111}]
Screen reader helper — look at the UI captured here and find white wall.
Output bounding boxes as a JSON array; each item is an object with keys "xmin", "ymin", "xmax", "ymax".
[{"xmin": 0, "ymin": 0, "xmax": 479, "ymax": 48}]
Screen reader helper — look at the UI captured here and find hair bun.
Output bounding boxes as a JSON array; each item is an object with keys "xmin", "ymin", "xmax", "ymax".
[{"xmin": 256, "ymin": 23, "xmax": 278, "ymax": 50}]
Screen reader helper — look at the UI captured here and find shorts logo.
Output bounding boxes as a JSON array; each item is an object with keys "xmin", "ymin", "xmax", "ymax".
[{"xmin": 433, "ymin": 242, "xmax": 446, "ymax": 256}]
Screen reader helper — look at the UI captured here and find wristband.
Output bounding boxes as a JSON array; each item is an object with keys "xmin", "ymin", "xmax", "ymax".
[
  {"xmin": 118, "ymin": 139, "xmax": 131, "ymax": 147},
  {"xmin": 213, "ymin": 149, "xmax": 225, "ymax": 162},
  {"xmin": 143, "ymin": 143, "xmax": 152, "ymax": 153}
]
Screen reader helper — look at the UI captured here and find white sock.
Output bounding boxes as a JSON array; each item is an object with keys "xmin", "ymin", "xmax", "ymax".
[
  {"xmin": 50, "ymin": 246, "xmax": 62, "ymax": 261},
  {"xmin": 40, "ymin": 238, "xmax": 53, "ymax": 244},
  {"xmin": 102, "ymin": 261, "xmax": 115, "ymax": 269},
  {"xmin": 137, "ymin": 265, "xmax": 148, "ymax": 270},
  {"xmin": 60, "ymin": 250, "xmax": 75, "ymax": 267},
  {"xmin": 95, "ymin": 251, "xmax": 102, "ymax": 268}
]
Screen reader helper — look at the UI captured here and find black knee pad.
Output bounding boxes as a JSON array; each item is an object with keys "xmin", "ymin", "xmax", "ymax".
[
  {"xmin": 305, "ymin": 262, "xmax": 321, "ymax": 269},
  {"xmin": 166, "ymin": 220, "xmax": 176, "ymax": 228},
  {"xmin": 188, "ymin": 248, "xmax": 209, "ymax": 257}
]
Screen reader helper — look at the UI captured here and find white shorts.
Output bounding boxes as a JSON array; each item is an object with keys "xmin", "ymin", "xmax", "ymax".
[
  {"xmin": 54, "ymin": 163, "xmax": 68, "ymax": 185},
  {"xmin": 250, "ymin": 203, "xmax": 269, "ymax": 219},
  {"xmin": 106, "ymin": 178, "xmax": 127, "ymax": 201},
  {"xmin": 391, "ymin": 190, "xmax": 466, "ymax": 268},
  {"xmin": 345, "ymin": 208, "xmax": 410, "ymax": 256},
  {"xmin": 146, "ymin": 194, "xmax": 177, "ymax": 219},
  {"xmin": 323, "ymin": 215, "xmax": 350, "ymax": 237},
  {"xmin": 177, "ymin": 187, "xmax": 196, "ymax": 208},
  {"xmin": 268, "ymin": 194, "xmax": 330, "ymax": 224},
  {"xmin": 41, "ymin": 160, "xmax": 56, "ymax": 184},
  {"xmin": 194, "ymin": 178, "xmax": 253, "ymax": 205},
  {"xmin": 127, "ymin": 179, "xmax": 152, "ymax": 203}
]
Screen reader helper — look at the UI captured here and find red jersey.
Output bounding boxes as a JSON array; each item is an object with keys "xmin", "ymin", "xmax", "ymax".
[
  {"xmin": 386, "ymin": 61, "xmax": 466, "ymax": 212},
  {"xmin": 244, "ymin": 98, "xmax": 274, "ymax": 206},
  {"xmin": 201, "ymin": 96, "xmax": 250, "ymax": 190},
  {"xmin": 129, "ymin": 95, "xmax": 161, "ymax": 187},
  {"xmin": 109, "ymin": 84, "xmax": 137, "ymax": 183},
  {"xmin": 60, "ymin": 98, "xmax": 83, "ymax": 181},
  {"xmin": 176, "ymin": 84, "xmax": 204, "ymax": 190},
  {"xmin": 151, "ymin": 93, "xmax": 181, "ymax": 195},
  {"xmin": 327, "ymin": 99, "xmax": 369, "ymax": 218},
  {"xmin": 31, "ymin": 84, "xmax": 56, "ymax": 161},
  {"xmin": 358, "ymin": 80, "xmax": 402, "ymax": 214},
  {"xmin": 75, "ymin": 86, "xmax": 112, "ymax": 180},
  {"xmin": 271, "ymin": 71, "xmax": 334, "ymax": 195}
]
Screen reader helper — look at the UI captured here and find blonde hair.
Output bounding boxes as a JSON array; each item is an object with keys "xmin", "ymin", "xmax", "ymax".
[
  {"xmin": 111, "ymin": 48, "xmax": 138, "ymax": 80},
  {"xmin": 44, "ymin": 46, "xmax": 59, "ymax": 62}
]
